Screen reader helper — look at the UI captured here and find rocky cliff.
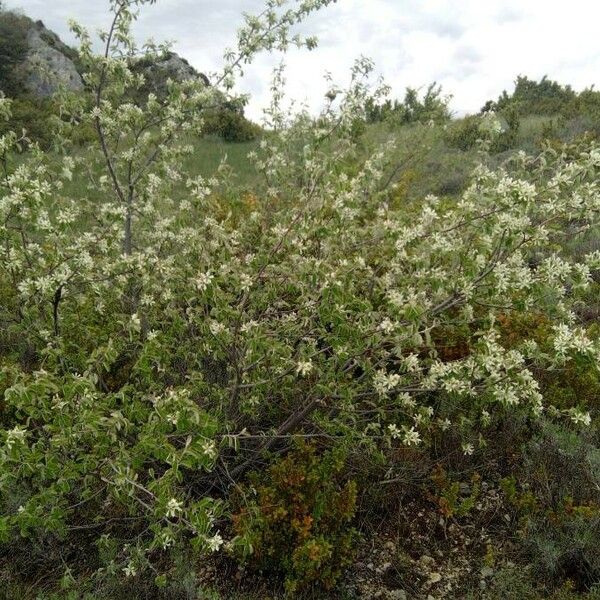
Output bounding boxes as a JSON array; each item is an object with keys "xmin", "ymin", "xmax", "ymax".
[
  {"xmin": 20, "ymin": 20, "xmax": 84, "ymax": 96},
  {"xmin": 131, "ymin": 51, "xmax": 210, "ymax": 99},
  {"xmin": 0, "ymin": 9, "xmax": 207, "ymax": 99}
]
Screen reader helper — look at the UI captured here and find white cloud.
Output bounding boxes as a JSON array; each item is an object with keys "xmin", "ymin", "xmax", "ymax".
[{"xmin": 5, "ymin": 0, "xmax": 600, "ymax": 120}]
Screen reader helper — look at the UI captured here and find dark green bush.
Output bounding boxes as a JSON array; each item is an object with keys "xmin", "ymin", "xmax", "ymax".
[
  {"xmin": 445, "ymin": 107, "xmax": 520, "ymax": 153},
  {"xmin": 573, "ymin": 88, "xmax": 600, "ymax": 122},
  {"xmin": 444, "ymin": 115, "xmax": 481, "ymax": 151},
  {"xmin": 0, "ymin": 9, "xmax": 30, "ymax": 97},
  {"xmin": 202, "ymin": 108, "xmax": 262, "ymax": 143},
  {"xmin": 483, "ymin": 76, "xmax": 600, "ymax": 126},
  {"xmin": 0, "ymin": 96, "xmax": 56, "ymax": 147},
  {"xmin": 483, "ymin": 75, "xmax": 577, "ymax": 117},
  {"xmin": 491, "ymin": 105, "xmax": 520, "ymax": 152}
]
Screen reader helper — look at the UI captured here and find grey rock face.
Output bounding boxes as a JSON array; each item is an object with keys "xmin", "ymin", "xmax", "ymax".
[
  {"xmin": 155, "ymin": 53, "xmax": 207, "ymax": 85},
  {"xmin": 21, "ymin": 21, "xmax": 83, "ymax": 97},
  {"xmin": 133, "ymin": 52, "xmax": 209, "ymax": 98}
]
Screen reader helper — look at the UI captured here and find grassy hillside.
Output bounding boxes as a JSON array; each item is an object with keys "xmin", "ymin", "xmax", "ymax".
[{"xmin": 164, "ymin": 113, "xmax": 599, "ymax": 201}]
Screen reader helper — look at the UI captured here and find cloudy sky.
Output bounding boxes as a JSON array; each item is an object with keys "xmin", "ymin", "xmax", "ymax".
[{"xmin": 5, "ymin": 0, "xmax": 600, "ymax": 120}]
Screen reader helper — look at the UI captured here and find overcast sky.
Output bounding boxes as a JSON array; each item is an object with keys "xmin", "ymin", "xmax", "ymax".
[{"xmin": 5, "ymin": 0, "xmax": 600, "ymax": 120}]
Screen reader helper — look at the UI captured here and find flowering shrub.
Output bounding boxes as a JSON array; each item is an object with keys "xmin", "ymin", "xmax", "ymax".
[
  {"xmin": 232, "ymin": 442, "xmax": 357, "ymax": 593},
  {"xmin": 0, "ymin": 0, "xmax": 599, "ymax": 594}
]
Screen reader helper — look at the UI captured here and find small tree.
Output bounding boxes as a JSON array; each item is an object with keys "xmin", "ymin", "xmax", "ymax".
[
  {"xmin": 61, "ymin": 0, "xmax": 334, "ymax": 256},
  {"xmin": 364, "ymin": 82, "xmax": 451, "ymax": 125}
]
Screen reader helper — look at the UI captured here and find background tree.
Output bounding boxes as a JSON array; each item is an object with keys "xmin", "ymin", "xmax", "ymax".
[{"xmin": 365, "ymin": 82, "xmax": 451, "ymax": 125}]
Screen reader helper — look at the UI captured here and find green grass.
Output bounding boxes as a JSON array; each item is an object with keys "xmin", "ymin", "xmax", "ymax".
[
  {"xmin": 38, "ymin": 133, "xmax": 262, "ymax": 206},
  {"xmin": 180, "ymin": 134, "xmax": 261, "ymax": 190},
  {"xmin": 23, "ymin": 112, "xmax": 600, "ymax": 209}
]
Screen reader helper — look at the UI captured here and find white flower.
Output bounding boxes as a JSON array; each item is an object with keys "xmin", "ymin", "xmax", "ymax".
[
  {"xmin": 553, "ymin": 324, "xmax": 595, "ymax": 358},
  {"xmin": 195, "ymin": 271, "xmax": 213, "ymax": 292},
  {"xmin": 403, "ymin": 426, "xmax": 421, "ymax": 446},
  {"xmin": 157, "ymin": 530, "xmax": 174, "ymax": 549},
  {"xmin": 387, "ymin": 424, "xmax": 402, "ymax": 439},
  {"xmin": 5, "ymin": 426, "xmax": 27, "ymax": 450},
  {"xmin": 569, "ymin": 409, "xmax": 591, "ymax": 427},
  {"xmin": 239, "ymin": 273, "xmax": 253, "ymax": 292},
  {"xmin": 130, "ymin": 313, "xmax": 141, "ymax": 333},
  {"xmin": 209, "ymin": 320, "xmax": 226, "ymax": 335},
  {"xmin": 479, "ymin": 111, "xmax": 503, "ymax": 136},
  {"xmin": 403, "ymin": 354, "xmax": 420, "ymax": 373},
  {"xmin": 140, "ymin": 294, "xmax": 155, "ymax": 308},
  {"xmin": 165, "ymin": 498, "xmax": 183, "ymax": 518},
  {"xmin": 398, "ymin": 393, "xmax": 416, "ymax": 408},
  {"xmin": 462, "ymin": 443, "xmax": 474, "ymax": 456},
  {"xmin": 206, "ymin": 532, "xmax": 224, "ymax": 552},
  {"xmin": 202, "ymin": 440, "xmax": 218, "ymax": 460},
  {"xmin": 123, "ymin": 562, "xmax": 137, "ymax": 578},
  {"xmin": 296, "ymin": 360, "xmax": 313, "ymax": 377},
  {"xmin": 378, "ymin": 318, "xmax": 395, "ymax": 334},
  {"xmin": 373, "ymin": 370, "xmax": 401, "ymax": 397},
  {"xmin": 481, "ymin": 410, "xmax": 491, "ymax": 426},
  {"xmin": 240, "ymin": 320, "xmax": 258, "ymax": 333}
]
